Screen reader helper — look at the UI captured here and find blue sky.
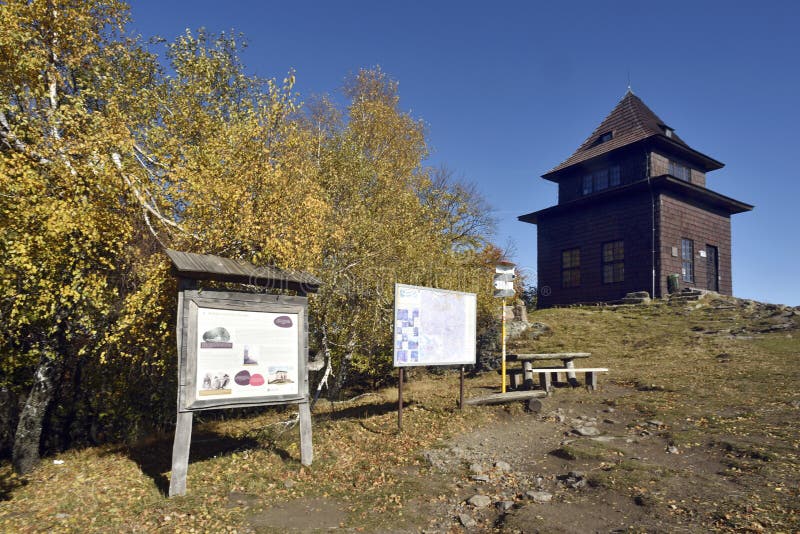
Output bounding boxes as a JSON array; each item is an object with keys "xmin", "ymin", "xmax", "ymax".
[{"xmin": 129, "ymin": 1, "xmax": 800, "ymax": 306}]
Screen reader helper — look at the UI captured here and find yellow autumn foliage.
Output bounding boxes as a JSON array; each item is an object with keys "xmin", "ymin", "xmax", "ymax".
[{"xmin": 0, "ymin": 1, "xmax": 499, "ymax": 461}]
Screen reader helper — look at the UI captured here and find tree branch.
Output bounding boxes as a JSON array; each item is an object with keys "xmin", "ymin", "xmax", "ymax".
[{"xmin": 111, "ymin": 152, "xmax": 198, "ymax": 240}]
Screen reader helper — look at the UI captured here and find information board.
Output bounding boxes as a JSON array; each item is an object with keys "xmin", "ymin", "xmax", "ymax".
[
  {"xmin": 195, "ymin": 307, "xmax": 299, "ymax": 400},
  {"xmin": 393, "ymin": 284, "xmax": 477, "ymax": 367},
  {"xmin": 179, "ymin": 291, "xmax": 307, "ymax": 411}
]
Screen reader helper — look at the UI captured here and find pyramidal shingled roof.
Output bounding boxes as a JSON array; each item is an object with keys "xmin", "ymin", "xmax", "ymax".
[{"xmin": 544, "ymin": 90, "xmax": 689, "ymax": 177}]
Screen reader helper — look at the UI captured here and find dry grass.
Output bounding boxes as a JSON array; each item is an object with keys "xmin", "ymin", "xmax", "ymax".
[{"xmin": 0, "ymin": 294, "xmax": 798, "ymax": 532}]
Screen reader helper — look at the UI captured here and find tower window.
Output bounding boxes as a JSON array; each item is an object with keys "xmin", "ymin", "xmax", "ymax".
[
  {"xmin": 610, "ymin": 165, "xmax": 621, "ymax": 186},
  {"xmin": 582, "ymin": 175, "xmax": 592, "ymax": 195},
  {"xmin": 681, "ymin": 238, "xmax": 694, "ymax": 283},
  {"xmin": 562, "ymin": 248, "xmax": 581, "ymax": 288},
  {"xmin": 602, "ymin": 240, "xmax": 625, "ymax": 283},
  {"xmin": 598, "ymin": 131, "xmax": 613, "ymax": 143},
  {"xmin": 669, "ymin": 160, "xmax": 691, "ymax": 182},
  {"xmin": 594, "ymin": 169, "xmax": 609, "ymax": 191}
]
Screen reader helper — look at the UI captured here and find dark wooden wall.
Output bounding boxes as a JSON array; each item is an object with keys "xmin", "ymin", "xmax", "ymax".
[
  {"xmin": 536, "ymin": 192, "xmax": 655, "ymax": 307},
  {"xmin": 656, "ymin": 193, "xmax": 732, "ymax": 297}
]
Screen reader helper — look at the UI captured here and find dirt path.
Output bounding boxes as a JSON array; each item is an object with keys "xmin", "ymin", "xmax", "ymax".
[
  {"xmin": 414, "ymin": 383, "xmax": 737, "ymax": 533},
  {"xmin": 245, "ymin": 382, "xmax": 753, "ymax": 533}
]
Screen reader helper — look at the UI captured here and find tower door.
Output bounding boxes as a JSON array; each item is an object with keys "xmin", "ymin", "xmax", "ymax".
[{"xmin": 706, "ymin": 245, "xmax": 719, "ymax": 292}]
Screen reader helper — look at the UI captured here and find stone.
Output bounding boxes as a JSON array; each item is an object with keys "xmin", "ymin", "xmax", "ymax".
[
  {"xmin": 525, "ymin": 490, "xmax": 553, "ymax": 503},
  {"xmin": 497, "ymin": 500, "xmax": 515, "ymax": 512},
  {"xmin": 283, "ymin": 479, "xmax": 295, "ymax": 489},
  {"xmin": 459, "ymin": 514, "xmax": 477, "ymax": 528},
  {"xmin": 647, "ymin": 420, "xmax": 664, "ymax": 427},
  {"xmin": 467, "ymin": 494, "xmax": 492, "ymax": 508},
  {"xmin": 494, "ymin": 460, "xmax": 512, "ymax": 472},
  {"xmin": 469, "ymin": 463, "xmax": 485, "ymax": 475},
  {"xmin": 667, "ymin": 446, "xmax": 679, "ymax": 454},
  {"xmin": 568, "ymin": 478, "xmax": 587, "ymax": 489},
  {"xmin": 471, "ymin": 475, "xmax": 489, "ymax": 483},
  {"xmin": 574, "ymin": 426, "xmax": 601, "ymax": 437}
]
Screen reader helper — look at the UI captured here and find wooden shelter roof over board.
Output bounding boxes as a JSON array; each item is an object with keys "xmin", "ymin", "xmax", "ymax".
[{"xmin": 165, "ymin": 249, "xmax": 321, "ymax": 294}]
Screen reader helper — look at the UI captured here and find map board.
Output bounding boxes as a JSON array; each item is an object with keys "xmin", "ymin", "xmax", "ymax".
[{"xmin": 393, "ymin": 284, "xmax": 477, "ymax": 367}]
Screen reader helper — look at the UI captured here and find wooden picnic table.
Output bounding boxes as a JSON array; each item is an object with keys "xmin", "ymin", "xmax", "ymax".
[{"xmin": 506, "ymin": 352, "xmax": 605, "ymax": 391}]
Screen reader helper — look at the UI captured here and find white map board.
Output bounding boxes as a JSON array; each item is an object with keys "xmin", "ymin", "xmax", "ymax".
[{"xmin": 393, "ymin": 284, "xmax": 477, "ymax": 367}]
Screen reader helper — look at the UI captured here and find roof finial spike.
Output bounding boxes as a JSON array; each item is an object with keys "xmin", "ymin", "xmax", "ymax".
[{"xmin": 627, "ymin": 71, "xmax": 633, "ymax": 94}]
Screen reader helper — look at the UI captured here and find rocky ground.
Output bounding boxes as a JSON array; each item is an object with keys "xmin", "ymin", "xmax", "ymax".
[{"xmin": 414, "ymin": 383, "xmax": 733, "ymax": 533}]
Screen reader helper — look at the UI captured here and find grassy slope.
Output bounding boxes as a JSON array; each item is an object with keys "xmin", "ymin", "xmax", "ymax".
[{"xmin": 0, "ymin": 294, "xmax": 798, "ymax": 532}]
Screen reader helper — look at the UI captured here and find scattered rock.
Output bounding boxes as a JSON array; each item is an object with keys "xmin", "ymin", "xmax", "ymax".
[
  {"xmin": 283, "ymin": 479, "xmax": 295, "ymax": 489},
  {"xmin": 667, "ymin": 446, "xmax": 679, "ymax": 454},
  {"xmin": 525, "ymin": 490, "xmax": 553, "ymax": 503},
  {"xmin": 467, "ymin": 494, "xmax": 492, "ymax": 508},
  {"xmin": 574, "ymin": 425, "xmax": 601, "ymax": 437},
  {"xmin": 494, "ymin": 460, "xmax": 512, "ymax": 472},
  {"xmin": 471, "ymin": 475, "xmax": 489, "ymax": 483},
  {"xmin": 496, "ymin": 500, "xmax": 515, "ymax": 512},
  {"xmin": 459, "ymin": 513, "xmax": 477, "ymax": 528},
  {"xmin": 603, "ymin": 418, "xmax": 619, "ymax": 425},
  {"xmin": 469, "ymin": 462, "xmax": 485, "ymax": 475},
  {"xmin": 647, "ymin": 420, "xmax": 665, "ymax": 427}
]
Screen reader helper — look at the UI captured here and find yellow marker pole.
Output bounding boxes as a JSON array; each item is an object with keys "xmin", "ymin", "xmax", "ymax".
[{"xmin": 501, "ymin": 297, "xmax": 507, "ymax": 393}]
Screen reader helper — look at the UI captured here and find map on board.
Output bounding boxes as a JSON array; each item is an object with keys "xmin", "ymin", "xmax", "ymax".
[{"xmin": 393, "ymin": 284, "xmax": 477, "ymax": 367}]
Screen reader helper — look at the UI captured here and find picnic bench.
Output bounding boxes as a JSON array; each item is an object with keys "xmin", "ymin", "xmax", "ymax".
[{"xmin": 506, "ymin": 353, "xmax": 608, "ymax": 392}]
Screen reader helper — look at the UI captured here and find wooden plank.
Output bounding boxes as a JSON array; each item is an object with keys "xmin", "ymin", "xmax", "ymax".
[
  {"xmin": 168, "ymin": 411, "xmax": 193, "ymax": 497},
  {"xmin": 531, "ymin": 367, "xmax": 609, "ymax": 372},
  {"xmin": 464, "ymin": 390, "xmax": 546, "ymax": 406},
  {"xmin": 510, "ymin": 352, "xmax": 591, "ymax": 361},
  {"xmin": 298, "ymin": 401, "xmax": 313, "ymax": 466}
]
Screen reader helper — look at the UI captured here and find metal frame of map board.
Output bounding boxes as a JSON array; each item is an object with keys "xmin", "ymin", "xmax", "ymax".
[
  {"xmin": 178, "ymin": 290, "xmax": 308, "ymax": 412},
  {"xmin": 393, "ymin": 283, "xmax": 477, "ymax": 368}
]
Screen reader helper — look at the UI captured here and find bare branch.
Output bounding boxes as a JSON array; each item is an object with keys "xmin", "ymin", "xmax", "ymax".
[
  {"xmin": 142, "ymin": 208, "xmax": 169, "ymax": 248},
  {"xmin": 111, "ymin": 152, "xmax": 199, "ymax": 239}
]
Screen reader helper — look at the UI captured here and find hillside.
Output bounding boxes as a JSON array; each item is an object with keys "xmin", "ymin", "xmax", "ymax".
[{"xmin": 1, "ymin": 294, "xmax": 798, "ymax": 532}]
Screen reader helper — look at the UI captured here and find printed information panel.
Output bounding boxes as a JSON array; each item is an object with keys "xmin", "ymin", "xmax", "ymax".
[
  {"xmin": 393, "ymin": 284, "xmax": 477, "ymax": 367},
  {"xmin": 195, "ymin": 307, "xmax": 299, "ymax": 400}
]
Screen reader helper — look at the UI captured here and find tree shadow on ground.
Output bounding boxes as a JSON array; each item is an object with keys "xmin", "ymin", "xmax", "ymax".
[
  {"xmin": 124, "ymin": 430, "xmax": 267, "ymax": 496},
  {"xmin": 314, "ymin": 400, "xmax": 409, "ymax": 422}
]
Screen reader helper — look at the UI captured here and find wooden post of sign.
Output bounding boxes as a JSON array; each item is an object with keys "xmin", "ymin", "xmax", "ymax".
[
  {"xmin": 169, "ymin": 277, "xmax": 196, "ymax": 498},
  {"xmin": 459, "ymin": 366, "xmax": 465, "ymax": 410},
  {"xmin": 169, "ymin": 411, "xmax": 193, "ymax": 497},
  {"xmin": 299, "ymin": 400, "xmax": 313, "ymax": 465},
  {"xmin": 397, "ymin": 367, "xmax": 404, "ymax": 431}
]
